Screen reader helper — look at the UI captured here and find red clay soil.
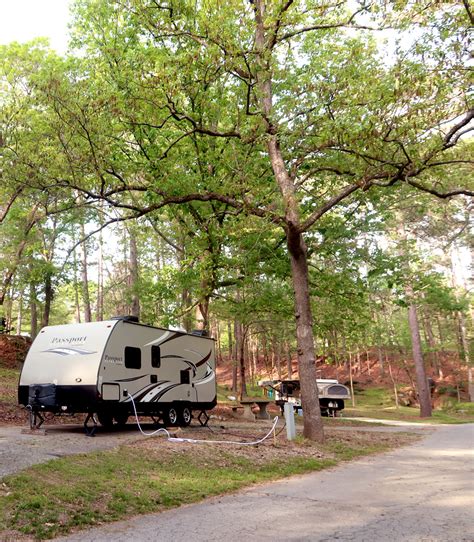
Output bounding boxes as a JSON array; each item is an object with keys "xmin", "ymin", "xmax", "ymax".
[
  {"xmin": 0, "ymin": 335, "xmax": 31, "ymax": 369},
  {"xmin": 216, "ymin": 351, "xmax": 470, "ymax": 404}
]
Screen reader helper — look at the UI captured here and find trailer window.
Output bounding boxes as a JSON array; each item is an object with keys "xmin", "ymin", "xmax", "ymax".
[
  {"xmin": 180, "ymin": 369, "xmax": 190, "ymax": 385},
  {"xmin": 151, "ymin": 345, "xmax": 161, "ymax": 368},
  {"xmin": 125, "ymin": 346, "xmax": 141, "ymax": 369}
]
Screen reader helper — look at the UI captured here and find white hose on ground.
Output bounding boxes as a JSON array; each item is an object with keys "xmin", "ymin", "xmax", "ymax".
[
  {"xmin": 127, "ymin": 392, "xmax": 278, "ymax": 446},
  {"xmin": 128, "ymin": 391, "xmax": 171, "ymax": 438}
]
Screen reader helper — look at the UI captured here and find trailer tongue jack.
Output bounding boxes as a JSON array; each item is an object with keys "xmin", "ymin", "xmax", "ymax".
[{"xmin": 83, "ymin": 413, "xmax": 98, "ymax": 437}]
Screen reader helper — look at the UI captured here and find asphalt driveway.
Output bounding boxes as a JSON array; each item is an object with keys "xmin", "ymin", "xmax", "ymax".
[{"xmin": 52, "ymin": 422, "xmax": 474, "ymax": 542}]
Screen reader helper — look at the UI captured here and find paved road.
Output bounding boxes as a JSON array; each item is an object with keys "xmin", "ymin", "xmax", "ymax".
[{"xmin": 55, "ymin": 423, "xmax": 474, "ymax": 542}]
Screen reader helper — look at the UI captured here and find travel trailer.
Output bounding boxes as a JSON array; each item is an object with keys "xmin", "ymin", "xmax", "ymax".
[
  {"xmin": 258, "ymin": 378, "xmax": 351, "ymax": 416},
  {"xmin": 18, "ymin": 317, "xmax": 216, "ymax": 431}
]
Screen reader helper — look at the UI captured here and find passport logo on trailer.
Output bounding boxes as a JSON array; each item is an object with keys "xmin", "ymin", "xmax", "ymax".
[{"xmin": 51, "ymin": 336, "xmax": 88, "ymax": 344}]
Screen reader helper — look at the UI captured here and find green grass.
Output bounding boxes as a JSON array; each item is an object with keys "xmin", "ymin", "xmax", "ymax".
[
  {"xmin": 0, "ymin": 430, "xmax": 410, "ymax": 540},
  {"xmin": 344, "ymin": 387, "xmax": 474, "ymax": 424},
  {"xmin": 0, "ymin": 448, "xmax": 332, "ymax": 539},
  {"xmin": 217, "ymin": 383, "xmax": 265, "ymax": 403}
]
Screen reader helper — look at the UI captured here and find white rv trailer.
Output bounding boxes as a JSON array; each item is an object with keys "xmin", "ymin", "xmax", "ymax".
[
  {"xmin": 258, "ymin": 379, "xmax": 351, "ymax": 416},
  {"xmin": 18, "ymin": 317, "xmax": 216, "ymax": 430}
]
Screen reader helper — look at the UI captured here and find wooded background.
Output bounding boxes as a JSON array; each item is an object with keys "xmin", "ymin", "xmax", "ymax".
[{"xmin": 0, "ymin": 1, "xmax": 472, "ymax": 439}]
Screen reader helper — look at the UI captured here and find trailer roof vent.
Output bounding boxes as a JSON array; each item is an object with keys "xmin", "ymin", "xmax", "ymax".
[
  {"xmin": 111, "ymin": 315, "xmax": 139, "ymax": 323},
  {"xmin": 191, "ymin": 329, "xmax": 208, "ymax": 336}
]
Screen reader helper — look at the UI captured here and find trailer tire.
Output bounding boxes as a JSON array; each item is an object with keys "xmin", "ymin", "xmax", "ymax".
[
  {"xmin": 114, "ymin": 414, "xmax": 128, "ymax": 427},
  {"xmin": 165, "ymin": 407, "xmax": 179, "ymax": 427},
  {"xmin": 97, "ymin": 412, "xmax": 114, "ymax": 428},
  {"xmin": 178, "ymin": 406, "xmax": 192, "ymax": 427}
]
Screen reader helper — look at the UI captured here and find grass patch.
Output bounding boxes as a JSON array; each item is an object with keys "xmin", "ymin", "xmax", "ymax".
[
  {"xmin": 345, "ymin": 388, "xmax": 474, "ymax": 424},
  {"xmin": 0, "ymin": 428, "xmax": 415, "ymax": 540},
  {"xmin": 216, "ymin": 383, "xmax": 265, "ymax": 403}
]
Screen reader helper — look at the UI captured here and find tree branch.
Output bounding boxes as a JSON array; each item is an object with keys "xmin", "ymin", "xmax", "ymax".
[
  {"xmin": 443, "ymin": 109, "xmax": 474, "ymax": 148},
  {"xmin": 278, "ymin": 3, "xmax": 378, "ymax": 42}
]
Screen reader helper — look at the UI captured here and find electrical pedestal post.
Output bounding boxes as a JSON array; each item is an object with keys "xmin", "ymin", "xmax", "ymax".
[{"xmin": 284, "ymin": 402, "xmax": 296, "ymax": 440}]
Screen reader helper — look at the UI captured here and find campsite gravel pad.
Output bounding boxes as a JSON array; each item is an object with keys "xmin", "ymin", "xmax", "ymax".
[
  {"xmin": 0, "ymin": 423, "xmax": 152, "ymax": 478},
  {"xmin": 0, "ymin": 418, "xmax": 289, "ymax": 478}
]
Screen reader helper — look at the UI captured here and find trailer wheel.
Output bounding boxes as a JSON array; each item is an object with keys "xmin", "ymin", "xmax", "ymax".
[
  {"xmin": 165, "ymin": 407, "xmax": 179, "ymax": 427},
  {"xmin": 97, "ymin": 412, "xmax": 114, "ymax": 428},
  {"xmin": 114, "ymin": 414, "xmax": 128, "ymax": 427},
  {"xmin": 178, "ymin": 406, "xmax": 192, "ymax": 427}
]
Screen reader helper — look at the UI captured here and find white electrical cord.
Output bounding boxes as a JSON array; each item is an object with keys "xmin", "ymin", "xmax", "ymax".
[
  {"xmin": 127, "ymin": 392, "xmax": 279, "ymax": 446},
  {"xmin": 128, "ymin": 391, "xmax": 171, "ymax": 438}
]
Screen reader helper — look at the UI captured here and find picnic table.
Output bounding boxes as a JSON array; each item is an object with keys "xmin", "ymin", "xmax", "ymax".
[{"xmin": 232, "ymin": 397, "xmax": 271, "ymax": 421}]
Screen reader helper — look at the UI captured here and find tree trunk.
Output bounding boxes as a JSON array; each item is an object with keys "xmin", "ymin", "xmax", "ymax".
[
  {"xmin": 29, "ymin": 283, "xmax": 37, "ymax": 339},
  {"xmin": 80, "ymin": 222, "xmax": 92, "ymax": 322},
  {"xmin": 195, "ymin": 297, "xmax": 209, "ymax": 331},
  {"xmin": 408, "ymin": 301, "xmax": 432, "ymax": 417},
  {"xmin": 234, "ymin": 319, "xmax": 247, "ymax": 399},
  {"xmin": 229, "ymin": 321, "xmax": 237, "ymax": 393},
  {"xmin": 348, "ymin": 352, "xmax": 355, "ymax": 407},
  {"xmin": 423, "ymin": 311, "xmax": 441, "ymax": 378},
  {"xmin": 254, "ymin": 0, "xmax": 322, "ymax": 441},
  {"xmin": 387, "ymin": 355, "xmax": 399, "ymax": 408},
  {"xmin": 16, "ymin": 288, "xmax": 23, "ymax": 335},
  {"xmin": 456, "ymin": 311, "xmax": 473, "ymax": 401},
  {"xmin": 129, "ymin": 228, "xmax": 140, "ymax": 319},
  {"xmin": 96, "ymin": 222, "xmax": 104, "ymax": 321},
  {"xmin": 377, "ymin": 345, "xmax": 385, "ymax": 376},
  {"xmin": 286, "ymin": 229, "xmax": 324, "ymax": 441},
  {"xmin": 41, "ymin": 271, "xmax": 53, "ymax": 328},
  {"xmin": 286, "ymin": 340, "xmax": 292, "ymax": 379}
]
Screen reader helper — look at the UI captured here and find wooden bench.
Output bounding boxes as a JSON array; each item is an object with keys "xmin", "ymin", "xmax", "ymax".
[{"xmin": 234, "ymin": 398, "xmax": 271, "ymax": 421}]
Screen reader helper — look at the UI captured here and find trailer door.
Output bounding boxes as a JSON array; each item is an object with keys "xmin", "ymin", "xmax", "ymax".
[{"xmin": 181, "ymin": 368, "xmax": 198, "ymax": 402}]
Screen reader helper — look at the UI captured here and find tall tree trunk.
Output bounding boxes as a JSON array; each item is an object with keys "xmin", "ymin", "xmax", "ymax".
[
  {"xmin": 423, "ymin": 311, "xmax": 441, "ymax": 378},
  {"xmin": 253, "ymin": 335, "xmax": 258, "ymax": 382},
  {"xmin": 397, "ymin": 219, "xmax": 432, "ymax": 417},
  {"xmin": 129, "ymin": 228, "xmax": 140, "ymax": 319},
  {"xmin": 41, "ymin": 271, "xmax": 53, "ymax": 328},
  {"xmin": 212, "ymin": 319, "xmax": 221, "ymax": 365},
  {"xmin": 254, "ymin": 0, "xmax": 322, "ymax": 441},
  {"xmin": 286, "ymin": 340, "xmax": 292, "ymax": 379},
  {"xmin": 234, "ymin": 319, "xmax": 247, "ymax": 398},
  {"xmin": 286, "ymin": 230, "xmax": 324, "ymax": 440},
  {"xmin": 408, "ymin": 300, "xmax": 432, "ymax": 417},
  {"xmin": 72, "ymin": 239, "xmax": 81, "ymax": 323},
  {"xmin": 456, "ymin": 311, "xmax": 473, "ymax": 401},
  {"xmin": 29, "ymin": 282, "xmax": 37, "ymax": 339},
  {"xmin": 229, "ymin": 321, "xmax": 237, "ymax": 393},
  {"xmin": 348, "ymin": 352, "xmax": 355, "ymax": 407},
  {"xmin": 80, "ymin": 222, "xmax": 92, "ymax": 322},
  {"xmin": 377, "ymin": 345, "xmax": 385, "ymax": 376},
  {"xmin": 387, "ymin": 355, "xmax": 400, "ymax": 409},
  {"xmin": 16, "ymin": 288, "xmax": 24, "ymax": 335},
  {"xmin": 195, "ymin": 297, "xmax": 210, "ymax": 331},
  {"xmin": 273, "ymin": 337, "xmax": 282, "ymax": 380},
  {"xmin": 96, "ymin": 221, "xmax": 104, "ymax": 321}
]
